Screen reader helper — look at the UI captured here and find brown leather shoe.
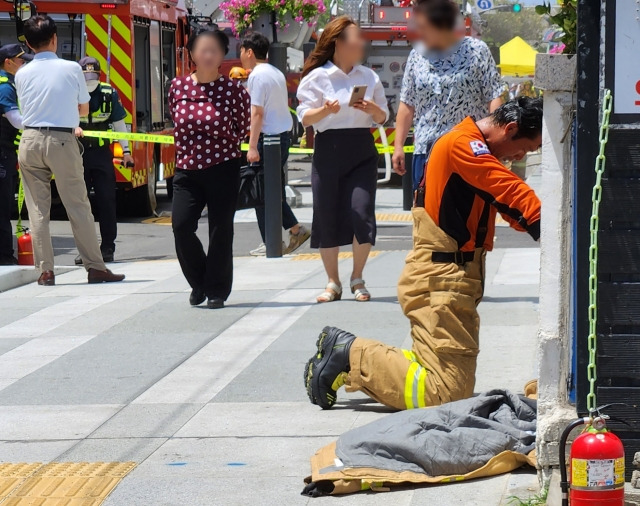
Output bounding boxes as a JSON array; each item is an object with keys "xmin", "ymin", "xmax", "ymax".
[
  {"xmin": 87, "ymin": 268, "xmax": 125, "ymax": 284},
  {"xmin": 37, "ymin": 270, "xmax": 55, "ymax": 286}
]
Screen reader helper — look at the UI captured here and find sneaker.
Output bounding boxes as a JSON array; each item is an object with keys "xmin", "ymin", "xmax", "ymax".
[
  {"xmin": 304, "ymin": 326, "xmax": 356, "ymax": 409},
  {"xmin": 250, "ymin": 243, "xmax": 266, "ymax": 256},
  {"xmin": 249, "ymin": 241, "xmax": 287, "ymax": 256},
  {"xmin": 285, "ymin": 225, "xmax": 310, "ymax": 254}
]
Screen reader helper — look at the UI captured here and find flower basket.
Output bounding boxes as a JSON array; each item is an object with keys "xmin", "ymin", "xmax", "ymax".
[
  {"xmin": 220, "ymin": 0, "xmax": 326, "ymax": 40},
  {"xmin": 251, "ymin": 12, "xmax": 316, "ymax": 45}
]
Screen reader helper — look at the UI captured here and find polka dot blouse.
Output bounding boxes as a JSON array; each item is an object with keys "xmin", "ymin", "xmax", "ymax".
[{"xmin": 168, "ymin": 75, "xmax": 250, "ymax": 170}]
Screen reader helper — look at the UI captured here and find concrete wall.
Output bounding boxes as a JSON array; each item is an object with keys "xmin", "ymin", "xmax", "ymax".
[{"xmin": 534, "ymin": 54, "xmax": 578, "ymax": 478}]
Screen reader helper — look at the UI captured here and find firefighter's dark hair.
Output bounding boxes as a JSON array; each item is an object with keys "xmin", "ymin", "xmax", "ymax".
[
  {"xmin": 187, "ymin": 28, "xmax": 229, "ymax": 56},
  {"xmin": 240, "ymin": 32, "xmax": 270, "ymax": 60},
  {"xmin": 491, "ymin": 97, "xmax": 543, "ymax": 140},
  {"xmin": 23, "ymin": 15, "xmax": 57, "ymax": 50},
  {"xmin": 413, "ymin": 0, "xmax": 459, "ymax": 31}
]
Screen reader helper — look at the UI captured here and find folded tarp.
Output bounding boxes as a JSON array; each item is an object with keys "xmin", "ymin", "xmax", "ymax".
[{"xmin": 303, "ymin": 389, "xmax": 537, "ymax": 496}]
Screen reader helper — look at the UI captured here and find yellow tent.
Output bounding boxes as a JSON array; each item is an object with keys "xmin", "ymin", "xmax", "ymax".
[{"xmin": 498, "ymin": 36, "xmax": 537, "ymax": 77}]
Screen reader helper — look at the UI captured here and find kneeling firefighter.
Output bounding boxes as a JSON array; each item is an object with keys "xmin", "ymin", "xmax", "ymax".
[
  {"xmin": 304, "ymin": 97, "xmax": 543, "ymax": 411},
  {"xmin": 76, "ymin": 57, "xmax": 134, "ymax": 265}
]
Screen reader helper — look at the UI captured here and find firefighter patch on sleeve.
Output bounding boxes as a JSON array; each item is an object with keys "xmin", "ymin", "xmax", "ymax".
[{"xmin": 469, "ymin": 140, "xmax": 491, "ymax": 156}]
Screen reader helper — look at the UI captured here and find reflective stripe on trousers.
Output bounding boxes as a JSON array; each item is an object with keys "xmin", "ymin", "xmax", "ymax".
[{"xmin": 402, "ymin": 349, "xmax": 428, "ymax": 409}]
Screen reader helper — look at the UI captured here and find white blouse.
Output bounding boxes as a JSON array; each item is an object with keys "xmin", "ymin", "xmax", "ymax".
[{"xmin": 296, "ymin": 61, "xmax": 389, "ymax": 132}]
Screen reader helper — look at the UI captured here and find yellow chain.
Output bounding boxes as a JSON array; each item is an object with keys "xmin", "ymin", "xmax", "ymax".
[{"xmin": 586, "ymin": 89, "xmax": 612, "ymax": 413}]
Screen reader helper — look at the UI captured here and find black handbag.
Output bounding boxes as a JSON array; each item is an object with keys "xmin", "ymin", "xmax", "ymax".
[{"xmin": 236, "ymin": 163, "xmax": 264, "ymax": 210}]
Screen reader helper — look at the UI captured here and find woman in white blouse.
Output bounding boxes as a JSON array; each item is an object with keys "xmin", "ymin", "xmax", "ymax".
[{"xmin": 297, "ymin": 16, "xmax": 389, "ymax": 303}]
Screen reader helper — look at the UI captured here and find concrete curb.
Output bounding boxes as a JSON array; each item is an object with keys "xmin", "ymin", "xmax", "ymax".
[{"xmin": 0, "ymin": 266, "xmax": 77, "ymax": 293}]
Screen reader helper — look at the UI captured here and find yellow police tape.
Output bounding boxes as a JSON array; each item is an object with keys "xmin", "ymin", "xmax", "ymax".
[
  {"xmin": 81, "ymin": 131, "xmax": 415, "ymax": 153},
  {"xmin": 82, "ymin": 130, "xmax": 175, "ymax": 144}
]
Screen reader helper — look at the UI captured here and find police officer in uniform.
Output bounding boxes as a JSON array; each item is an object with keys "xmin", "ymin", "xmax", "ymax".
[
  {"xmin": 75, "ymin": 56, "xmax": 133, "ymax": 264},
  {"xmin": 0, "ymin": 44, "xmax": 32, "ymax": 265}
]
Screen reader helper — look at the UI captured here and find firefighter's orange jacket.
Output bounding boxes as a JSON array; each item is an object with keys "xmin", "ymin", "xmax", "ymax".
[{"xmin": 423, "ymin": 117, "xmax": 541, "ymax": 252}]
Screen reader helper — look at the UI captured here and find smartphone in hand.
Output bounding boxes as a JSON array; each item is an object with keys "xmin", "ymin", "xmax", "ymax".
[{"xmin": 348, "ymin": 85, "xmax": 368, "ymax": 106}]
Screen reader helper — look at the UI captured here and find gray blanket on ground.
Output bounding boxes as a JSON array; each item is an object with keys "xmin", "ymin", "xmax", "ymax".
[{"xmin": 336, "ymin": 389, "xmax": 536, "ymax": 476}]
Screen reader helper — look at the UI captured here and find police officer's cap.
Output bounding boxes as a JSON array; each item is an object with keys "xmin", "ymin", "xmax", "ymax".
[
  {"xmin": 79, "ymin": 56, "xmax": 101, "ymax": 81},
  {"xmin": 0, "ymin": 44, "xmax": 33, "ymax": 64}
]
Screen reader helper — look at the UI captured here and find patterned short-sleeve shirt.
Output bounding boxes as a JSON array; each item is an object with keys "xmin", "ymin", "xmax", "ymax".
[
  {"xmin": 400, "ymin": 37, "xmax": 505, "ymax": 154},
  {"xmin": 168, "ymin": 75, "xmax": 250, "ymax": 170}
]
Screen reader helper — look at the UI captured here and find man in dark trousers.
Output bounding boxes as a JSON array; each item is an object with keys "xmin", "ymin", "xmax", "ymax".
[
  {"xmin": 76, "ymin": 56, "xmax": 133, "ymax": 264},
  {"xmin": 0, "ymin": 44, "xmax": 31, "ymax": 265},
  {"xmin": 240, "ymin": 32, "xmax": 310, "ymax": 256}
]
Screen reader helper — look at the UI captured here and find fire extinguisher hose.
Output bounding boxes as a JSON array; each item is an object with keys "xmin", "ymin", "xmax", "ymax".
[{"xmin": 559, "ymin": 417, "xmax": 590, "ymax": 506}]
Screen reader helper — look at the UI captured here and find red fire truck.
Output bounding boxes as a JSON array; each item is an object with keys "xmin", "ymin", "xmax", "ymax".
[{"xmin": 1, "ymin": 0, "xmax": 191, "ymax": 215}]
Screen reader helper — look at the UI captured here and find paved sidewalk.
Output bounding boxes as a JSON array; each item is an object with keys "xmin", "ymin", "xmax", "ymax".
[{"xmin": 0, "ymin": 239, "xmax": 541, "ymax": 504}]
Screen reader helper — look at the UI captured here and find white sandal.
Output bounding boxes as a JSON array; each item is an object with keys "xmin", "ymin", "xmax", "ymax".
[
  {"xmin": 350, "ymin": 278, "xmax": 371, "ymax": 302},
  {"xmin": 317, "ymin": 282, "xmax": 342, "ymax": 303}
]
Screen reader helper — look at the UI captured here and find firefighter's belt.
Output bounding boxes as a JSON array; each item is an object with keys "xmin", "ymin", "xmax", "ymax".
[{"xmin": 431, "ymin": 251, "xmax": 476, "ymax": 265}]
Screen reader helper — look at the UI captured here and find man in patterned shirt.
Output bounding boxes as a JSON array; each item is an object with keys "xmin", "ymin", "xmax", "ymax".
[{"xmin": 392, "ymin": 0, "xmax": 505, "ymax": 189}]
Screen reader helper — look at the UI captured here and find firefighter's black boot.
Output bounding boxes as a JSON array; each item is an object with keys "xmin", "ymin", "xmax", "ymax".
[{"xmin": 304, "ymin": 326, "xmax": 355, "ymax": 409}]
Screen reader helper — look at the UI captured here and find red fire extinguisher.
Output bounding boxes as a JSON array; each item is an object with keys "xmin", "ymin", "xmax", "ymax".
[
  {"xmin": 560, "ymin": 406, "xmax": 626, "ymax": 506},
  {"xmin": 17, "ymin": 227, "xmax": 34, "ymax": 266}
]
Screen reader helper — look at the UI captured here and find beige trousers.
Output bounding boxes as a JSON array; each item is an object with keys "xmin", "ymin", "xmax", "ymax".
[
  {"xmin": 18, "ymin": 129, "xmax": 106, "ymax": 273},
  {"xmin": 346, "ymin": 207, "xmax": 485, "ymax": 410}
]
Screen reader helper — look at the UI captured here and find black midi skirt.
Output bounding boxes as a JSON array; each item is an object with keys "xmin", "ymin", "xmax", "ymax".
[{"xmin": 310, "ymin": 128, "xmax": 378, "ymax": 249}]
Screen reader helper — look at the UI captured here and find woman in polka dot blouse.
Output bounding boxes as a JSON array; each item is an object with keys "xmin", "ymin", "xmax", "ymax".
[{"xmin": 168, "ymin": 28, "xmax": 250, "ymax": 309}]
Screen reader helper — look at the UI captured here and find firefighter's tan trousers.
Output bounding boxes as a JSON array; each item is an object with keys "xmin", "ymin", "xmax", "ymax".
[{"xmin": 345, "ymin": 207, "xmax": 485, "ymax": 410}]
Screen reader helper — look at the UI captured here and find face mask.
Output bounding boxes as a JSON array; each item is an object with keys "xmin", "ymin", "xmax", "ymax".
[{"xmin": 86, "ymin": 80, "xmax": 100, "ymax": 93}]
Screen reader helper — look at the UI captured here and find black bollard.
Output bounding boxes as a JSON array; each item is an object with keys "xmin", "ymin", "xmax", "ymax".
[
  {"xmin": 303, "ymin": 41, "xmax": 316, "ymax": 61},
  {"xmin": 263, "ymin": 134, "xmax": 283, "ymax": 258},
  {"xmin": 268, "ymin": 42, "xmax": 288, "ymax": 74}
]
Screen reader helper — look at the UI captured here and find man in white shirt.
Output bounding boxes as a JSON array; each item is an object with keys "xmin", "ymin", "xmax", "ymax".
[
  {"xmin": 240, "ymin": 32, "xmax": 310, "ymax": 256},
  {"xmin": 15, "ymin": 15, "xmax": 124, "ymax": 285}
]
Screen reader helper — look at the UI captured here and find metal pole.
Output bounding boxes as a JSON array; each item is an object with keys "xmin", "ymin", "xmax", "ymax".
[
  {"xmin": 575, "ymin": 0, "xmax": 603, "ymax": 414},
  {"xmin": 303, "ymin": 41, "xmax": 315, "ymax": 61},
  {"xmin": 263, "ymin": 134, "xmax": 283, "ymax": 258},
  {"xmin": 268, "ymin": 42, "xmax": 287, "ymax": 74},
  {"xmin": 271, "ymin": 11, "xmax": 278, "ymax": 43},
  {"xmin": 263, "ymin": 41, "xmax": 288, "ymax": 257}
]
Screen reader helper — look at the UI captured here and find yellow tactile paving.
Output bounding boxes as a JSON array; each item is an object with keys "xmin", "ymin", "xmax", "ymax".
[
  {"xmin": 0, "ymin": 463, "xmax": 42, "ymax": 499},
  {"xmin": 291, "ymin": 251, "xmax": 382, "ymax": 261},
  {"xmin": 142, "ymin": 216, "xmax": 172, "ymax": 225},
  {"xmin": 375, "ymin": 213, "xmax": 412, "ymax": 222},
  {"xmin": 0, "ymin": 462, "xmax": 136, "ymax": 505}
]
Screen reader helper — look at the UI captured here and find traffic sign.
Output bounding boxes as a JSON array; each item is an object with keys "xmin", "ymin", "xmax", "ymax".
[{"xmin": 477, "ymin": 0, "xmax": 492, "ymax": 10}]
